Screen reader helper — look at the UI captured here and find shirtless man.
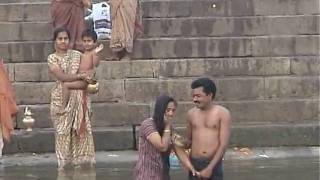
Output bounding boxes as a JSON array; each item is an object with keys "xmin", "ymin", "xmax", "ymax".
[
  {"xmin": 176, "ymin": 77, "xmax": 231, "ymax": 180},
  {"xmin": 61, "ymin": 29, "xmax": 103, "ymax": 110}
]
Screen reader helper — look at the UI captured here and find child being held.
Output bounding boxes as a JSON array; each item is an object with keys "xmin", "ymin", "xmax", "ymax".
[{"xmin": 61, "ymin": 29, "xmax": 103, "ymax": 111}]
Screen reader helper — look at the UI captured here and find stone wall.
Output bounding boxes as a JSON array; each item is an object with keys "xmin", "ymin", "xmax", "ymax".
[{"xmin": 0, "ymin": 0, "xmax": 319, "ymax": 153}]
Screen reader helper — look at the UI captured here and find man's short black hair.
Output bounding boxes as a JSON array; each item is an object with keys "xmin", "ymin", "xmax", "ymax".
[
  {"xmin": 81, "ymin": 29, "xmax": 98, "ymax": 42},
  {"xmin": 191, "ymin": 77, "xmax": 216, "ymax": 99}
]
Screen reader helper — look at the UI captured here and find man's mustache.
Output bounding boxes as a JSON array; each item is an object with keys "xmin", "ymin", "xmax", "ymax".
[{"xmin": 193, "ymin": 101, "xmax": 200, "ymax": 104}]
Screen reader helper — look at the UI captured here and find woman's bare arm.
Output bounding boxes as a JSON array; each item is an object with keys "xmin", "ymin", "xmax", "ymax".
[{"xmin": 49, "ymin": 65, "xmax": 84, "ymax": 82}]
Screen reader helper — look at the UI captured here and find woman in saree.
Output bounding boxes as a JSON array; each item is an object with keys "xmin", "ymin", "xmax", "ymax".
[
  {"xmin": 109, "ymin": 0, "xmax": 143, "ymax": 60},
  {"xmin": 47, "ymin": 27, "xmax": 95, "ymax": 171},
  {"xmin": 0, "ymin": 59, "xmax": 18, "ymax": 158},
  {"xmin": 51, "ymin": 0, "xmax": 88, "ymax": 50}
]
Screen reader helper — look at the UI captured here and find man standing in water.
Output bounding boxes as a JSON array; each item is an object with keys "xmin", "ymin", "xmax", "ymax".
[{"xmin": 177, "ymin": 77, "xmax": 231, "ymax": 180}]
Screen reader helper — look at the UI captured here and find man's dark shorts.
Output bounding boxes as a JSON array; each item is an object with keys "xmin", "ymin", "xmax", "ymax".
[{"xmin": 189, "ymin": 156, "xmax": 223, "ymax": 180}]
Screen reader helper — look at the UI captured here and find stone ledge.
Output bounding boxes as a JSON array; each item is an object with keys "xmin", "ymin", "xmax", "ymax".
[
  {"xmin": 172, "ymin": 123, "xmax": 320, "ymax": 148},
  {"xmin": 3, "ymin": 127, "xmax": 134, "ymax": 154},
  {"xmin": 1, "ymin": 16, "xmax": 318, "ymax": 41},
  {"xmin": 1, "ymin": 0, "xmax": 318, "ymax": 22},
  {"xmin": 1, "ymin": 36, "xmax": 319, "ymax": 62},
  {"xmin": 3, "ymin": 123, "xmax": 319, "ymax": 154}
]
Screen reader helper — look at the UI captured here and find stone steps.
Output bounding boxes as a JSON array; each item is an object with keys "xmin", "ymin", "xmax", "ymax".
[
  {"xmin": 7, "ymin": 57, "xmax": 319, "ymax": 82},
  {"xmin": 0, "ymin": 15, "xmax": 318, "ymax": 41},
  {"xmin": 0, "ymin": 0, "xmax": 319, "ymax": 22},
  {"xmin": 12, "ymin": 99, "xmax": 318, "ymax": 129},
  {"xmin": 1, "ymin": 35, "xmax": 319, "ymax": 62},
  {"xmin": 4, "ymin": 123, "xmax": 320, "ymax": 154}
]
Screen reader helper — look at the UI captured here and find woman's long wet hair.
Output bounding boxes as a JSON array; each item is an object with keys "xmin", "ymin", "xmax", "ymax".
[
  {"xmin": 152, "ymin": 95, "xmax": 177, "ymax": 136},
  {"xmin": 53, "ymin": 27, "xmax": 70, "ymax": 41}
]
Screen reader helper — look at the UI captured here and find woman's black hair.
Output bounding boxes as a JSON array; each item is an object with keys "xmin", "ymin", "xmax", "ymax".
[
  {"xmin": 152, "ymin": 94, "xmax": 177, "ymax": 136},
  {"xmin": 53, "ymin": 27, "xmax": 70, "ymax": 41}
]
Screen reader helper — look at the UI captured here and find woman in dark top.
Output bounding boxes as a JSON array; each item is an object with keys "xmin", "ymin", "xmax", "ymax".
[{"xmin": 134, "ymin": 95, "xmax": 177, "ymax": 180}]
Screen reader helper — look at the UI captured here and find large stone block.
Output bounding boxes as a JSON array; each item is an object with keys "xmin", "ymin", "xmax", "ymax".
[
  {"xmin": 265, "ymin": 77, "xmax": 319, "ymax": 99},
  {"xmin": 94, "ymin": 127, "xmax": 134, "ymax": 151},
  {"xmin": 0, "ymin": 22, "xmax": 52, "ymax": 41},
  {"xmin": 91, "ymin": 103, "xmax": 150, "ymax": 126},
  {"xmin": 3, "ymin": 129, "xmax": 55, "ymax": 154},
  {"xmin": 90, "ymin": 80, "xmax": 125, "ymax": 103},
  {"xmin": 252, "ymin": 36, "xmax": 319, "ymax": 56},
  {"xmin": 216, "ymin": 78, "xmax": 265, "ymax": 101},
  {"xmin": 13, "ymin": 82, "xmax": 53, "ymax": 105},
  {"xmin": 159, "ymin": 59, "xmax": 207, "ymax": 77},
  {"xmin": 160, "ymin": 58, "xmax": 292, "ymax": 77},
  {"xmin": 0, "ymin": 41, "xmax": 53, "ymax": 63},
  {"xmin": 264, "ymin": 57, "xmax": 291, "ymax": 75},
  {"xmin": 16, "ymin": 104, "xmax": 52, "ymax": 129},
  {"xmin": 4, "ymin": 36, "xmax": 317, "ymax": 61},
  {"xmin": 144, "ymin": 15, "xmax": 318, "ymax": 38},
  {"xmin": 291, "ymin": 56, "xmax": 320, "ymax": 75},
  {"xmin": 252, "ymin": 0, "xmax": 320, "ymax": 16},
  {"xmin": 267, "ymin": 16, "xmax": 319, "ymax": 35},
  {"xmin": 295, "ymin": 35, "xmax": 320, "ymax": 55},
  {"xmin": 14, "ymin": 63, "xmax": 52, "ymax": 82},
  {"xmin": 133, "ymin": 37, "xmax": 252, "ymax": 59},
  {"xmin": 230, "ymin": 123, "xmax": 320, "ymax": 147},
  {"xmin": 97, "ymin": 60, "xmax": 160, "ymax": 80},
  {"xmin": 142, "ymin": 0, "xmax": 227, "ymax": 18},
  {"xmin": 223, "ymin": 100, "xmax": 318, "ymax": 123},
  {"xmin": 125, "ymin": 78, "xmax": 268, "ymax": 103},
  {"xmin": 0, "ymin": 3, "xmax": 50, "ymax": 22},
  {"xmin": 3, "ymin": 127, "xmax": 135, "ymax": 153},
  {"xmin": 125, "ymin": 79, "xmax": 194, "ymax": 103}
]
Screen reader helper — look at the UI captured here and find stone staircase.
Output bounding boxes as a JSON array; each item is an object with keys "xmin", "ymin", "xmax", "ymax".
[{"xmin": 0, "ymin": 0, "xmax": 319, "ymax": 153}]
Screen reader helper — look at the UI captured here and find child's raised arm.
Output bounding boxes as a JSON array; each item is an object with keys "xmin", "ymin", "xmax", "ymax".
[{"xmin": 93, "ymin": 44, "xmax": 104, "ymax": 67}]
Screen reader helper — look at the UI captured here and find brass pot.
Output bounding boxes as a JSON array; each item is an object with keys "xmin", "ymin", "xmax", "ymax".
[{"xmin": 87, "ymin": 81, "xmax": 99, "ymax": 94}]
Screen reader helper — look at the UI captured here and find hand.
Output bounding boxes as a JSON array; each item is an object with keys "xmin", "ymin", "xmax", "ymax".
[
  {"xmin": 78, "ymin": 72, "xmax": 87, "ymax": 80},
  {"xmin": 164, "ymin": 115, "xmax": 173, "ymax": 125},
  {"xmin": 95, "ymin": 44, "xmax": 104, "ymax": 53},
  {"xmin": 188, "ymin": 165, "xmax": 200, "ymax": 177},
  {"xmin": 199, "ymin": 167, "xmax": 212, "ymax": 179}
]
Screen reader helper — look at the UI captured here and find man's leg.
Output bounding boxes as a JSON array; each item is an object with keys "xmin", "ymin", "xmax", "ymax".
[{"xmin": 211, "ymin": 159, "xmax": 223, "ymax": 180}]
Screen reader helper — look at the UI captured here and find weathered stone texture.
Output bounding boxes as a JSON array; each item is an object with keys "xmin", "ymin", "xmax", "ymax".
[
  {"xmin": 125, "ymin": 79, "xmax": 194, "ymax": 103},
  {"xmin": 13, "ymin": 82, "xmax": 52, "ymax": 104},
  {"xmin": 14, "ymin": 63, "xmax": 52, "ymax": 82},
  {"xmin": 291, "ymin": 57, "xmax": 320, "ymax": 75},
  {"xmin": 0, "ymin": 3, "xmax": 50, "ymax": 22},
  {"xmin": 97, "ymin": 61, "xmax": 160, "ymax": 80},
  {"xmin": 144, "ymin": 16, "xmax": 319, "ymax": 38},
  {"xmin": 90, "ymin": 80, "xmax": 125, "ymax": 103},
  {"xmin": 252, "ymin": 36, "xmax": 320, "ymax": 57},
  {"xmin": 91, "ymin": 103, "xmax": 150, "ymax": 126},
  {"xmin": 265, "ymin": 77, "xmax": 319, "ymax": 99},
  {"xmin": 16, "ymin": 105, "xmax": 52, "ymax": 129},
  {"xmin": 223, "ymin": 100, "xmax": 318, "ymax": 123}
]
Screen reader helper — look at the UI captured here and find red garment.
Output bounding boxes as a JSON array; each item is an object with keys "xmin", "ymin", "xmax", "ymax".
[
  {"xmin": 51, "ymin": 0, "xmax": 86, "ymax": 50},
  {"xmin": 0, "ymin": 59, "xmax": 18, "ymax": 141}
]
